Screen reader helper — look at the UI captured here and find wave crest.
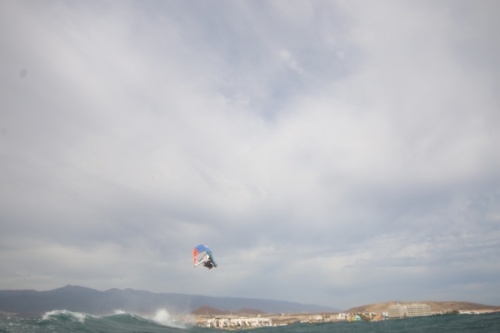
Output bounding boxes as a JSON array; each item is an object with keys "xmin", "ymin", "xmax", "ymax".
[
  {"xmin": 38, "ymin": 308, "xmax": 191, "ymax": 331},
  {"xmin": 41, "ymin": 310, "xmax": 88, "ymax": 323}
]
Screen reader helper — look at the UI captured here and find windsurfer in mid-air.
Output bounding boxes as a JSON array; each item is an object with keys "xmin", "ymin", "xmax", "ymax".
[
  {"xmin": 193, "ymin": 244, "xmax": 217, "ymax": 270},
  {"xmin": 203, "ymin": 259, "xmax": 214, "ymax": 269}
]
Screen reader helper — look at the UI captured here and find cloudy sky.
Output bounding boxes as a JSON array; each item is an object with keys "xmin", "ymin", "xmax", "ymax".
[{"xmin": 1, "ymin": 0, "xmax": 500, "ymax": 310}]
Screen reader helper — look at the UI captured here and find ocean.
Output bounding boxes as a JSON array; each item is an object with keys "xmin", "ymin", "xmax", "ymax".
[{"xmin": 1, "ymin": 310, "xmax": 499, "ymax": 333}]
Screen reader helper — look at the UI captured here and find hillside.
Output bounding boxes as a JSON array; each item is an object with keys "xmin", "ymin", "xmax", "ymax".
[
  {"xmin": 192, "ymin": 306, "xmax": 265, "ymax": 316},
  {"xmin": 192, "ymin": 306, "xmax": 227, "ymax": 316},
  {"xmin": 347, "ymin": 301, "xmax": 500, "ymax": 314}
]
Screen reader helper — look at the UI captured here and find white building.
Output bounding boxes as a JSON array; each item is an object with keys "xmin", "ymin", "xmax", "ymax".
[
  {"xmin": 204, "ymin": 316, "xmax": 272, "ymax": 328},
  {"xmin": 388, "ymin": 303, "xmax": 408, "ymax": 318},
  {"xmin": 406, "ymin": 304, "xmax": 431, "ymax": 317},
  {"xmin": 337, "ymin": 313, "xmax": 347, "ymax": 320},
  {"xmin": 388, "ymin": 303, "xmax": 431, "ymax": 318}
]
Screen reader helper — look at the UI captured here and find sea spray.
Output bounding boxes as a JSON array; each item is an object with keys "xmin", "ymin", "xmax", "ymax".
[
  {"xmin": 151, "ymin": 308, "xmax": 190, "ymax": 328},
  {"xmin": 153, "ymin": 309, "xmax": 173, "ymax": 326}
]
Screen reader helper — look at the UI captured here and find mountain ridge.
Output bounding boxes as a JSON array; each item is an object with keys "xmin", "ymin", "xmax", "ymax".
[{"xmin": 0, "ymin": 285, "xmax": 336, "ymax": 316}]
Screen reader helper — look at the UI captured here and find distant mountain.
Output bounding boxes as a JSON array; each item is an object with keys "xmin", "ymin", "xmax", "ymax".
[{"xmin": 0, "ymin": 285, "xmax": 336, "ymax": 316}]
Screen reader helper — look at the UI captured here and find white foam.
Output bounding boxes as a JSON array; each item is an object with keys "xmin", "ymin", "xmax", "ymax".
[
  {"xmin": 151, "ymin": 309, "xmax": 187, "ymax": 328},
  {"xmin": 153, "ymin": 309, "xmax": 172, "ymax": 325},
  {"xmin": 42, "ymin": 310, "xmax": 87, "ymax": 323}
]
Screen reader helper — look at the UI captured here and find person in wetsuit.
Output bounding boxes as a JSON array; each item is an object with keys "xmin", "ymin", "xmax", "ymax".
[{"xmin": 203, "ymin": 259, "xmax": 214, "ymax": 269}]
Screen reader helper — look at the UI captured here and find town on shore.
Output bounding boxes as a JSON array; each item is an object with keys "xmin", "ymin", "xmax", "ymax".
[{"xmin": 193, "ymin": 302, "xmax": 500, "ymax": 329}]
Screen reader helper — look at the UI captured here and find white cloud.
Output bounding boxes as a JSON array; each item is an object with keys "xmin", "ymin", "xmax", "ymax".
[{"xmin": 1, "ymin": 0, "xmax": 499, "ymax": 309}]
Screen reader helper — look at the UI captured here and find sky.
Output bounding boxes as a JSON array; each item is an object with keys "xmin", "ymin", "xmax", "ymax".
[{"xmin": 1, "ymin": 0, "xmax": 500, "ymax": 310}]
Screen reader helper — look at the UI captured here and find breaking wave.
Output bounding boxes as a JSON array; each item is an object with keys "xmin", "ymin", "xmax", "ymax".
[{"xmin": 2, "ymin": 308, "xmax": 196, "ymax": 333}]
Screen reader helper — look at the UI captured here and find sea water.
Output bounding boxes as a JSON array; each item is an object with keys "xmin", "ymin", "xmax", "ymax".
[{"xmin": 0, "ymin": 310, "xmax": 499, "ymax": 333}]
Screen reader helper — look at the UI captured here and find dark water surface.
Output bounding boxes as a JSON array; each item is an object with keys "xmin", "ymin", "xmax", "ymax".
[{"xmin": 1, "ymin": 310, "xmax": 499, "ymax": 333}]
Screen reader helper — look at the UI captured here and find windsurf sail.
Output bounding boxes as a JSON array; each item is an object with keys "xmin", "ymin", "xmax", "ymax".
[{"xmin": 193, "ymin": 244, "xmax": 217, "ymax": 269}]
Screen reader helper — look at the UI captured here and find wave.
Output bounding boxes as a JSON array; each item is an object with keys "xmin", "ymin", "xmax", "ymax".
[
  {"xmin": 42, "ymin": 309, "xmax": 88, "ymax": 323},
  {"xmin": 2, "ymin": 311, "xmax": 500, "ymax": 333},
  {"xmin": 36, "ymin": 308, "xmax": 195, "ymax": 333}
]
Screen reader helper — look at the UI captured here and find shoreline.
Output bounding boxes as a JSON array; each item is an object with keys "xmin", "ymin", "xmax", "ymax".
[{"xmin": 193, "ymin": 309, "xmax": 500, "ymax": 329}]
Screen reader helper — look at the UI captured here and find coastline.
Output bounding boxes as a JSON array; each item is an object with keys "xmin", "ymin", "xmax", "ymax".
[{"xmin": 193, "ymin": 308, "xmax": 500, "ymax": 329}]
